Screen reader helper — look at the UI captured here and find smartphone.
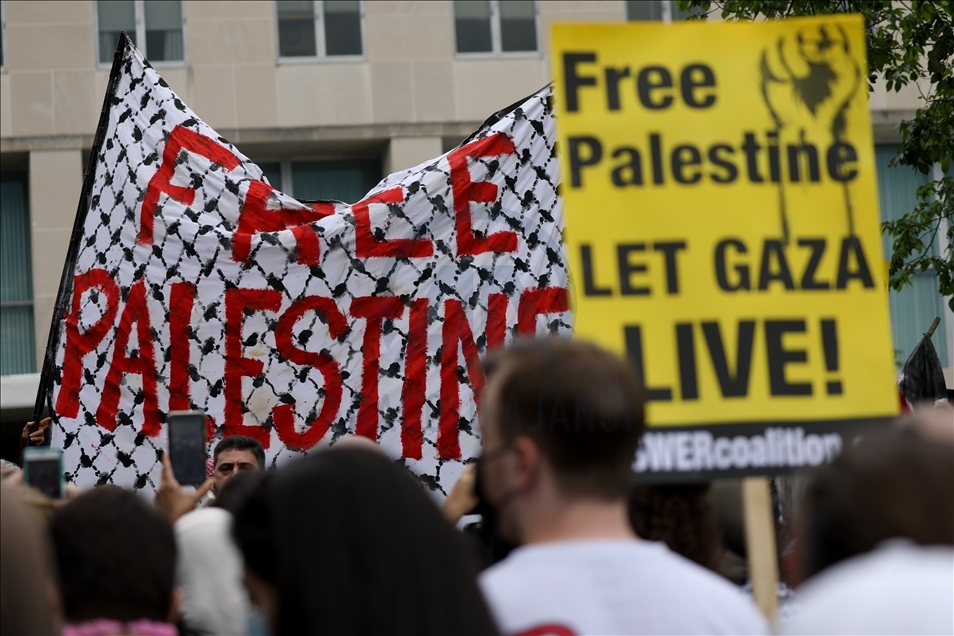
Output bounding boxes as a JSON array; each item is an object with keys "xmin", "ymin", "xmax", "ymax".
[
  {"xmin": 167, "ymin": 411, "xmax": 207, "ymax": 486},
  {"xmin": 23, "ymin": 447, "xmax": 66, "ymax": 499}
]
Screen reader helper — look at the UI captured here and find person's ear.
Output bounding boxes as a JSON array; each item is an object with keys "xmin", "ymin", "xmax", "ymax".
[
  {"xmin": 167, "ymin": 587, "xmax": 183, "ymax": 624},
  {"xmin": 510, "ymin": 435, "xmax": 542, "ymax": 493}
]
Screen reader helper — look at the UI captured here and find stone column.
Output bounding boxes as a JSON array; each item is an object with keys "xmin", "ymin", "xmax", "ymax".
[
  {"xmin": 384, "ymin": 136, "xmax": 444, "ymax": 174},
  {"xmin": 29, "ymin": 149, "xmax": 83, "ymax": 370}
]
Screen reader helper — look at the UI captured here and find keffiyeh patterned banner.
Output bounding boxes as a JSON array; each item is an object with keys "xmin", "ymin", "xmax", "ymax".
[{"xmin": 43, "ymin": 35, "xmax": 570, "ymax": 493}]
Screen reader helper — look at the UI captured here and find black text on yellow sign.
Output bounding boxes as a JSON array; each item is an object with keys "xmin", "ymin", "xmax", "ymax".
[
  {"xmin": 562, "ymin": 56, "xmax": 861, "ymax": 192},
  {"xmin": 552, "ymin": 16, "xmax": 897, "ymax": 435}
]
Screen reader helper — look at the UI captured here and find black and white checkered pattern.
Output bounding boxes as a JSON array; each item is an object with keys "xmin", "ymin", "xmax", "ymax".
[{"xmin": 50, "ymin": 39, "xmax": 570, "ymax": 494}]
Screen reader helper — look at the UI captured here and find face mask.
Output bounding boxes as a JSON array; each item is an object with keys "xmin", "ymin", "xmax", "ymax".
[
  {"xmin": 471, "ymin": 453, "xmax": 519, "ymax": 563},
  {"xmin": 470, "ymin": 455, "xmax": 495, "ymax": 518}
]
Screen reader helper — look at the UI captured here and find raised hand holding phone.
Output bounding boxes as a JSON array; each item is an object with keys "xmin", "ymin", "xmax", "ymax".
[
  {"xmin": 156, "ymin": 451, "xmax": 213, "ymax": 522},
  {"xmin": 167, "ymin": 411, "xmax": 207, "ymax": 485},
  {"xmin": 156, "ymin": 411, "xmax": 213, "ymax": 522}
]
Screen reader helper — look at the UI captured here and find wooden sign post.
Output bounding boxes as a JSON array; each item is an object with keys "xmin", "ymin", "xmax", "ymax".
[{"xmin": 742, "ymin": 477, "xmax": 779, "ymax": 619}]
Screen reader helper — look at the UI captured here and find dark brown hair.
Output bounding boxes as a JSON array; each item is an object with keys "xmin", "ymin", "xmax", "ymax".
[
  {"xmin": 629, "ymin": 484, "xmax": 723, "ymax": 572},
  {"xmin": 50, "ymin": 486, "xmax": 177, "ymax": 623},
  {"xmin": 483, "ymin": 338, "xmax": 645, "ymax": 499},
  {"xmin": 212, "ymin": 467, "xmax": 267, "ymax": 515},
  {"xmin": 800, "ymin": 427, "xmax": 954, "ymax": 580},
  {"xmin": 214, "ymin": 435, "xmax": 266, "ymax": 469},
  {"xmin": 233, "ymin": 449, "xmax": 499, "ymax": 635}
]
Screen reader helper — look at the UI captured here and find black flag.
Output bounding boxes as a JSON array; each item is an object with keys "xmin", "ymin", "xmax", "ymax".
[{"xmin": 899, "ymin": 318, "xmax": 948, "ymax": 407}]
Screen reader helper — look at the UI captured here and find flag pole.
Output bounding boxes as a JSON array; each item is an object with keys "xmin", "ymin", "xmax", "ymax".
[{"xmin": 30, "ymin": 33, "xmax": 131, "ymax": 427}]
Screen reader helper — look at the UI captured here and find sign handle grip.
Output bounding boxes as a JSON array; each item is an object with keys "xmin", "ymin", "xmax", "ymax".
[{"xmin": 742, "ymin": 476, "xmax": 779, "ymax": 620}]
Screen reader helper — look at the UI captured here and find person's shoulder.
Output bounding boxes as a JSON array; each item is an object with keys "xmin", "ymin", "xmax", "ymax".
[
  {"xmin": 795, "ymin": 541, "xmax": 954, "ymax": 607},
  {"xmin": 479, "ymin": 544, "xmax": 558, "ymax": 588},
  {"xmin": 780, "ymin": 542, "xmax": 954, "ymax": 635},
  {"xmin": 665, "ymin": 550, "xmax": 756, "ymax": 600},
  {"xmin": 479, "ymin": 540, "xmax": 678, "ymax": 602},
  {"xmin": 480, "ymin": 541, "xmax": 767, "ymax": 635},
  {"xmin": 174, "ymin": 505, "xmax": 229, "ymax": 532},
  {"xmin": 639, "ymin": 544, "xmax": 768, "ymax": 632},
  {"xmin": 479, "ymin": 541, "xmax": 611, "ymax": 598}
]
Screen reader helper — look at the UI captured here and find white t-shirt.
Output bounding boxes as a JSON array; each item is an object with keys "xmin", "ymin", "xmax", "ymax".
[
  {"xmin": 480, "ymin": 539, "xmax": 768, "ymax": 636},
  {"xmin": 779, "ymin": 541, "xmax": 954, "ymax": 635}
]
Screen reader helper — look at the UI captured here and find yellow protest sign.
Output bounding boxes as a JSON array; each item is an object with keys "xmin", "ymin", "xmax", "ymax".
[{"xmin": 552, "ymin": 15, "xmax": 897, "ymax": 476}]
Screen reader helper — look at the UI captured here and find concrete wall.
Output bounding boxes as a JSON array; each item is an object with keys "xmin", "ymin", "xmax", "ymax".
[
  {"xmin": 0, "ymin": 1, "xmax": 624, "ymax": 136},
  {"xmin": 27, "ymin": 150, "xmax": 82, "ymax": 366}
]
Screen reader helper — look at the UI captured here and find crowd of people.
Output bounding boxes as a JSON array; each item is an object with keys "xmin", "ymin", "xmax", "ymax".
[{"xmin": 1, "ymin": 337, "xmax": 952, "ymax": 635}]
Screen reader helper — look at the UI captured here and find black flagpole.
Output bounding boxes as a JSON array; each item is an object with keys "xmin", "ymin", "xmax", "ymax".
[{"xmin": 30, "ymin": 33, "xmax": 131, "ymax": 427}]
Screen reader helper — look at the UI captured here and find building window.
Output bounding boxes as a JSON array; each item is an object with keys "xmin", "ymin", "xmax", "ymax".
[
  {"xmin": 97, "ymin": 0, "xmax": 185, "ymax": 65},
  {"xmin": 454, "ymin": 1, "xmax": 537, "ymax": 55},
  {"xmin": 876, "ymin": 145, "xmax": 949, "ymax": 367},
  {"xmin": 626, "ymin": 0, "xmax": 701, "ymax": 22},
  {"xmin": 256, "ymin": 159, "xmax": 380, "ymax": 204},
  {"xmin": 259, "ymin": 162, "xmax": 284, "ymax": 192},
  {"xmin": 277, "ymin": 1, "xmax": 363, "ymax": 59},
  {"xmin": 0, "ymin": 173, "xmax": 36, "ymax": 376}
]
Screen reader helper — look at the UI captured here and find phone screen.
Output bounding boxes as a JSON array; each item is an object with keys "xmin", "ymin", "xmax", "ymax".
[
  {"xmin": 25, "ymin": 452, "xmax": 64, "ymax": 499},
  {"xmin": 168, "ymin": 412, "xmax": 207, "ymax": 486}
]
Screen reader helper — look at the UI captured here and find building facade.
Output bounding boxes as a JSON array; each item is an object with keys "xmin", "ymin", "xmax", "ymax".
[{"xmin": 1, "ymin": 1, "xmax": 950, "ymax": 457}]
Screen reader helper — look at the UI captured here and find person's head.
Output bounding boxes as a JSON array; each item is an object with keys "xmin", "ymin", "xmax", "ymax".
[
  {"xmin": 212, "ymin": 468, "xmax": 267, "ymax": 516},
  {"xmin": 628, "ymin": 483, "xmax": 722, "ymax": 573},
  {"xmin": 0, "ymin": 459, "xmax": 20, "ymax": 480},
  {"xmin": 479, "ymin": 337, "xmax": 645, "ymax": 540},
  {"xmin": 49, "ymin": 486, "xmax": 178, "ymax": 624},
  {"xmin": 898, "ymin": 405, "xmax": 954, "ymax": 445},
  {"xmin": 799, "ymin": 427, "xmax": 954, "ymax": 582},
  {"xmin": 233, "ymin": 449, "xmax": 499, "ymax": 636},
  {"xmin": 213, "ymin": 435, "xmax": 265, "ymax": 493},
  {"xmin": 1, "ymin": 484, "xmax": 58, "ymax": 636},
  {"xmin": 331, "ymin": 434, "xmax": 387, "ymax": 455},
  {"xmin": 175, "ymin": 508, "xmax": 250, "ymax": 636}
]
